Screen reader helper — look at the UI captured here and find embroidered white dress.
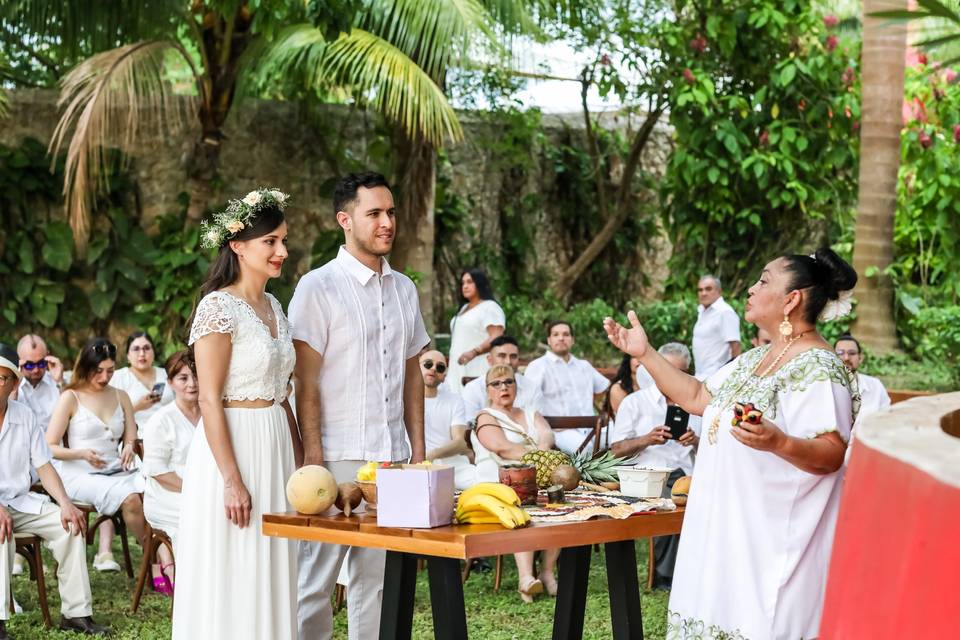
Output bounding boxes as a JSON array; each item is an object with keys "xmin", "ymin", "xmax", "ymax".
[
  {"xmin": 141, "ymin": 402, "xmax": 197, "ymax": 547},
  {"xmin": 172, "ymin": 291, "xmax": 298, "ymax": 640},
  {"xmin": 446, "ymin": 299, "xmax": 506, "ymax": 392},
  {"xmin": 667, "ymin": 347, "xmax": 857, "ymax": 640}
]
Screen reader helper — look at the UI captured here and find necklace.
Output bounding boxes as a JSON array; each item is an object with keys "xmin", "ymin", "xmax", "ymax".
[{"xmin": 706, "ymin": 332, "xmax": 808, "ymax": 444}]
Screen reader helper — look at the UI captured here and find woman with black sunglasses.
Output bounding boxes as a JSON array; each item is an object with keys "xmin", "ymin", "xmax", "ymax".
[{"xmin": 46, "ymin": 338, "xmax": 149, "ymax": 572}]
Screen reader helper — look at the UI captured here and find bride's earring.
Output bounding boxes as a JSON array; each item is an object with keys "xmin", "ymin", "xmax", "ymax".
[{"xmin": 779, "ymin": 312, "xmax": 793, "ymax": 339}]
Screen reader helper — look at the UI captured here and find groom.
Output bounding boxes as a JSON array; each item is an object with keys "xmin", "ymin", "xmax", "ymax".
[{"xmin": 290, "ymin": 172, "xmax": 430, "ymax": 640}]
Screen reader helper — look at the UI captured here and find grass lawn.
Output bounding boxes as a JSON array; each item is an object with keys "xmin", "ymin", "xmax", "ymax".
[{"xmin": 7, "ymin": 537, "xmax": 671, "ymax": 639}]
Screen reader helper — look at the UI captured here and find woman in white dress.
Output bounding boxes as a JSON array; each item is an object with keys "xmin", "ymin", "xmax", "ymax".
[
  {"xmin": 604, "ymin": 248, "xmax": 859, "ymax": 640},
  {"xmin": 172, "ymin": 188, "xmax": 302, "ymax": 640},
  {"xmin": 110, "ymin": 331, "xmax": 175, "ymax": 433},
  {"xmin": 473, "ymin": 364, "xmax": 560, "ymax": 603},
  {"xmin": 46, "ymin": 338, "xmax": 149, "ymax": 573},
  {"xmin": 141, "ymin": 349, "xmax": 200, "ymax": 592},
  {"xmin": 446, "ymin": 268, "xmax": 505, "ymax": 392}
]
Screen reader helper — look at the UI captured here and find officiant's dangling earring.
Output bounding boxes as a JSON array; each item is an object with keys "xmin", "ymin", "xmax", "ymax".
[{"xmin": 779, "ymin": 312, "xmax": 793, "ymax": 339}]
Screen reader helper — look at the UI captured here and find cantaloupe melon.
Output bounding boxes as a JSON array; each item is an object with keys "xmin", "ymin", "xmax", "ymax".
[{"xmin": 286, "ymin": 465, "xmax": 337, "ymax": 514}]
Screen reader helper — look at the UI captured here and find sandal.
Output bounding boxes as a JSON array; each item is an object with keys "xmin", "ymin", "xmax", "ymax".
[
  {"xmin": 150, "ymin": 564, "xmax": 174, "ymax": 596},
  {"xmin": 539, "ymin": 571, "xmax": 558, "ymax": 597},
  {"xmin": 160, "ymin": 562, "xmax": 176, "ymax": 588},
  {"xmin": 518, "ymin": 576, "xmax": 544, "ymax": 603}
]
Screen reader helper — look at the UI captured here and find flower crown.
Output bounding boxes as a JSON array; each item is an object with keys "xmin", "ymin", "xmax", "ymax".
[{"xmin": 200, "ymin": 188, "xmax": 289, "ymax": 249}]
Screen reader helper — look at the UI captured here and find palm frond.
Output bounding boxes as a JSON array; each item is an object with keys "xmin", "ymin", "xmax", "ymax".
[
  {"xmin": 362, "ymin": 0, "xmax": 497, "ymax": 79},
  {"xmin": 49, "ymin": 40, "xmax": 199, "ymax": 251}
]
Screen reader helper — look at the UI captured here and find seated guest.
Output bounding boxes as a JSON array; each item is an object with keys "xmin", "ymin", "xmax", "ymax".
[
  {"xmin": 141, "ymin": 350, "xmax": 200, "ymax": 593},
  {"xmin": 46, "ymin": 338, "xmax": 148, "ymax": 574},
  {"xmin": 751, "ymin": 327, "xmax": 773, "ymax": 348},
  {"xmin": 420, "ymin": 350, "xmax": 475, "ymax": 490},
  {"xmin": 523, "ymin": 321, "xmax": 610, "ymax": 454},
  {"xmin": 473, "ymin": 365, "xmax": 559, "ymax": 602},
  {"xmin": 835, "ymin": 335, "xmax": 890, "ymax": 428},
  {"xmin": 0, "ymin": 343, "xmax": 110, "ymax": 637},
  {"xmin": 109, "ymin": 331, "xmax": 174, "ymax": 434},
  {"xmin": 16, "ymin": 334, "xmax": 64, "ymax": 432},
  {"xmin": 460, "ymin": 336, "xmax": 541, "ymax": 420},
  {"xmin": 610, "ymin": 342, "xmax": 701, "ymax": 590},
  {"xmin": 605, "ymin": 354, "xmax": 655, "ymax": 418}
]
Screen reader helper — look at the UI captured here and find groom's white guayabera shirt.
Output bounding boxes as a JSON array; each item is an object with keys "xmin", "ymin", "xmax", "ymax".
[{"xmin": 288, "ymin": 246, "xmax": 430, "ymax": 462}]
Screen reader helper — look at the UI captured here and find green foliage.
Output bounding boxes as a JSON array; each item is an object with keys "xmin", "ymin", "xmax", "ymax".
[
  {"xmin": 662, "ymin": 0, "xmax": 861, "ymax": 293},
  {"xmin": 897, "ymin": 304, "xmax": 960, "ymax": 388},
  {"xmin": 891, "ymin": 65, "xmax": 960, "ymax": 304}
]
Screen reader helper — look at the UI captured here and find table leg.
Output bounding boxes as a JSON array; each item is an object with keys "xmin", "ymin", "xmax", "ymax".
[
  {"xmin": 605, "ymin": 540, "xmax": 643, "ymax": 640},
  {"xmin": 427, "ymin": 557, "xmax": 468, "ymax": 640},
  {"xmin": 379, "ymin": 551, "xmax": 418, "ymax": 640},
  {"xmin": 552, "ymin": 545, "xmax": 592, "ymax": 640}
]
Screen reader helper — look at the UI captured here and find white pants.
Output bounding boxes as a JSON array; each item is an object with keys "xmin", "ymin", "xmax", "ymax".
[
  {"xmin": 298, "ymin": 460, "xmax": 385, "ymax": 640},
  {"xmin": 554, "ymin": 426, "xmax": 607, "ymax": 456},
  {"xmin": 0, "ymin": 501, "xmax": 93, "ymax": 620}
]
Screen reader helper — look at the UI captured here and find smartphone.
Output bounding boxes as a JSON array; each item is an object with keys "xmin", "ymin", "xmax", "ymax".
[
  {"xmin": 665, "ymin": 405, "xmax": 690, "ymax": 440},
  {"xmin": 151, "ymin": 382, "xmax": 165, "ymax": 398}
]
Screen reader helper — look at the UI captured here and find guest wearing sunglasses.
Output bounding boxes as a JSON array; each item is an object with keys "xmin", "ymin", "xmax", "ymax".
[
  {"xmin": 420, "ymin": 351, "xmax": 475, "ymax": 490},
  {"xmin": 16, "ymin": 334, "xmax": 64, "ymax": 432},
  {"xmin": 110, "ymin": 332, "xmax": 174, "ymax": 435},
  {"xmin": 46, "ymin": 339, "xmax": 148, "ymax": 574},
  {"xmin": 473, "ymin": 364, "xmax": 559, "ymax": 603}
]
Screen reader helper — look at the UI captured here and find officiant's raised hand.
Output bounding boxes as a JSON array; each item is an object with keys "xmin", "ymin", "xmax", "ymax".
[{"xmin": 603, "ymin": 310, "xmax": 650, "ymax": 359}]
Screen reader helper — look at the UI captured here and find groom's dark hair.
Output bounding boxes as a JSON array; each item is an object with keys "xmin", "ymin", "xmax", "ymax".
[{"xmin": 333, "ymin": 171, "xmax": 391, "ymax": 215}]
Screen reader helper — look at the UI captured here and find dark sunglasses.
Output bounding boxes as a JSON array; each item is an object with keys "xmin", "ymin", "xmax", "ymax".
[
  {"xmin": 21, "ymin": 360, "xmax": 48, "ymax": 371},
  {"xmin": 487, "ymin": 378, "xmax": 516, "ymax": 389},
  {"xmin": 421, "ymin": 360, "xmax": 446, "ymax": 374},
  {"xmin": 92, "ymin": 342, "xmax": 118, "ymax": 359}
]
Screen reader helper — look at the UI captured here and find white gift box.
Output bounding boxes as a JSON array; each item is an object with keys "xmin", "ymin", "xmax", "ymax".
[
  {"xmin": 376, "ymin": 464, "xmax": 455, "ymax": 528},
  {"xmin": 616, "ymin": 466, "xmax": 672, "ymax": 498}
]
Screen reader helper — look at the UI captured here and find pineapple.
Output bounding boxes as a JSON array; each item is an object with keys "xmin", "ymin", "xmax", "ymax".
[{"xmin": 521, "ymin": 448, "xmax": 625, "ymax": 488}]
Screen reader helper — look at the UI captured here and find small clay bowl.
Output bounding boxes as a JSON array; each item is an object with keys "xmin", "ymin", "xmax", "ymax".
[{"xmin": 357, "ymin": 481, "xmax": 377, "ymax": 510}]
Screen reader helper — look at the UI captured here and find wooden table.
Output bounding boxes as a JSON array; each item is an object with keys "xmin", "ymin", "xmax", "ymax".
[{"xmin": 264, "ymin": 508, "xmax": 684, "ymax": 640}]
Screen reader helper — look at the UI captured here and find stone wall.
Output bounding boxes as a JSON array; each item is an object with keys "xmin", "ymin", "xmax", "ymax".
[{"xmin": 2, "ymin": 89, "xmax": 674, "ymax": 326}]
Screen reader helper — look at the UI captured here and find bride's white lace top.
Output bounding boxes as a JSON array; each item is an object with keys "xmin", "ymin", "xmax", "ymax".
[{"xmin": 188, "ymin": 291, "xmax": 295, "ymax": 403}]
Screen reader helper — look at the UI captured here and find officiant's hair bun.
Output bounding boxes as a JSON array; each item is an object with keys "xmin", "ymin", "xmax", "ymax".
[{"xmin": 780, "ymin": 248, "xmax": 857, "ymax": 324}]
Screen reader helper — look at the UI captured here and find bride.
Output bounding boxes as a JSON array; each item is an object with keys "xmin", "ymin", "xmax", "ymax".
[{"xmin": 172, "ymin": 189, "xmax": 303, "ymax": 639}]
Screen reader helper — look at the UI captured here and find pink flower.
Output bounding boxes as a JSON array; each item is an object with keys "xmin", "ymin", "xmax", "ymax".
[
  {"xmin": 683, "ymin": 68, "xmax": 696, "ymax": 84},
  {"xmin": 825, "ymin": 35, "xmax": 839, "ymax": 52},
  {"xmin": 823, "ymin": 15, "xmax": 839, "ymax": 29},
  {"xmin": 798, "ymin": 98, "xmax": 806, "ymax": 112},
  {"xmin": 853, "ymin": 120, "xmax": 860, "ymax": 132},
  {"xmin": 917, "ymin": 53, "xmax": 928, "ymax": 65},
  {"xmin": 690, "ymin": 33, "xmax": 708, "ymax": 54},
  {"xmin": 759, "ymin": 130, "xmax": 769, "ymax": 146},
  {"xmin": 919, "ymin": 131, "xmax": 933, "ymax": 149},
  {"xmin": 842, "ymin": 67, "xmax": 856, "ymax": 87},
  {"xmin": 600, "ymin": 54, "xmax": 611, "ymax": 66},
  {"xmin": 944, "ymin": 68, "xmax": 958, "ymax": 84},
  {"xmin": 954, "ymin": 124, "xmax": 960, "ymax": 143}
]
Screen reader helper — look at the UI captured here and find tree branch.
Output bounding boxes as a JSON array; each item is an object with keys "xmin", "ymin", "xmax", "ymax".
[
  {"xmin": 580, "ymin": 64, "xmax": 609, "ymax": 222},
  {"xmin": 0, "ymin": 27, "xmax": 62, "ymax": 79}
]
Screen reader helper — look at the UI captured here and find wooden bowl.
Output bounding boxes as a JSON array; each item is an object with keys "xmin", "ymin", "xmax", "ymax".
[{"xmin": 356, "ymin": 481, "xmax": 377, "ymax": 510}]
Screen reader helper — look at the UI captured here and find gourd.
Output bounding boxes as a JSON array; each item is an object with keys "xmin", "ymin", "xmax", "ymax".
[{"xmin": 286, "ymin": 465, "xmax": 338, "ymax": 515}]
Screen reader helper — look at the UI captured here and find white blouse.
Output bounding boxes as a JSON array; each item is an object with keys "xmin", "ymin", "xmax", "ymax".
[
  {"xmin": 188, "ymin": 291, "xmax": 295, "ymax": 403},
  {"xmin": 141, "ymin": 403, "xmax": 197, "ymax": 478},
  {"xmin": 110, "ymin": 366, "xmax": 174, "ymax": 427},
  {"xmin": 446, "ymin": 299, "xmax": 506, "ymax": 392}
]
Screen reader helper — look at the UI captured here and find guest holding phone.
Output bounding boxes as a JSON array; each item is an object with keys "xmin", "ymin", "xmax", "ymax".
[
  {"xmin": 46, "ymin": 338, "xmax": 149, "ymax": 573},
  {"xmin": 110, "ymin": 332, "xmax": 174, "ymax": 435},
  {"xmin": 609, "ymin": 342, "xmax": 700, "ymax": 590}
]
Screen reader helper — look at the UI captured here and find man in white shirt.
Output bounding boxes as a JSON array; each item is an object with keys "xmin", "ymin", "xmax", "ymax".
[
  {"xmin": 692, "ymin": 274, "xmax": 742, "ymax": 378},
  {"xmin": 15, "ymin": 334, "xmax": 63, "ymax": 432},
  {"xmin": 0, "ymin": 344, "xmax": 109, "ymax": 637},
  {"xmin": 523, "ymin": 321, "xmax": 610, "ymax": 455},
  {"xmin": 460, "ymin": 335, "xmax": 541, "ymax": 423},
  {"xmin": 290, "ymin": 172, "xmax": 430, "ymax": 640},
  {"xmin": 835, "ymin": 335, "xmax": 891, "ymax": 428},
  {"xmin": 420, "ymin": 350, "xmax": 475, "ymax": 489},
  {"xmin": 610, "ymin": 342, "xmax": 700, "ymax": 590}
]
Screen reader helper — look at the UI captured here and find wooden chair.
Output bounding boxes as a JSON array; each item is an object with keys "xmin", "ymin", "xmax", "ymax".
[
  {"xmin": 544, "ymin": 415, "xmax": 605, "ymax": 455},
  {"xmin": 74, "ymin": 503, "xmax": 135, "ymax": 578},
  {"xmin": 888, "ymin": 389, "xmax": 934, "ymax": 404},
  {"xmin": 131, "ymin": 524, "xmax": 174, "ymax": 614},
  {"xmin": 12, "ymin": 533, "xmax": 53, "ymax": 628},
  {"xmin": 461, "ymin": 376, "xmax": 477, "ymax": 387}
]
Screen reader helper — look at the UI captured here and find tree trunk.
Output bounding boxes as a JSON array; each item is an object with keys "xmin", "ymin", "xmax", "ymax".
[
  {"xmin": 390, "ymin": 129, "xmax": 437, "ymax": 330},
  {"xmin": 850, "ymin": 0, "xmax": 907, "ymax": 352}
]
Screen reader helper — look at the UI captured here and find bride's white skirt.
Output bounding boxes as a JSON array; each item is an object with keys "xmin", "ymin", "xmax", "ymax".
[{"xmin": 172, "ymin": 406, "xmax": 297, "ymax": 639}]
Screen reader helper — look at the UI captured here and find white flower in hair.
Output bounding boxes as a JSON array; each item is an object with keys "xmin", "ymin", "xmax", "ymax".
[
  {"xmin": 269, "ymin": 189, "xmax": 287, "ymax": 204},
  {"xmin": 242, "ymin": 191, "xmax": 262, "ymax": 207},
  {"xmin": 819, "ymin": 289, "xmax": 854, "ymax": 322},
  {"xmin": 203, "ymin": 229, "xmax": 221, "ymax": 247}
]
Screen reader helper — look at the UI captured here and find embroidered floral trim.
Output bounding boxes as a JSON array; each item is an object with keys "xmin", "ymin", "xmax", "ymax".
[{"xmin": 667, "ymin": 610, "xmax": 750, "ymax": 640}]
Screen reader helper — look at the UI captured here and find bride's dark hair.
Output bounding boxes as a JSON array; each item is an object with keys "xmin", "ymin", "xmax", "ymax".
[{"xmin": 186, "ymin": 203, "xmax": 285, "ymax": 333}]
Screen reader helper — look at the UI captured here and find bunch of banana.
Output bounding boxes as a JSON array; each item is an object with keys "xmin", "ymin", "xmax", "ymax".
[{"xmin": 455, "ymin": 483, "xmax": 531, "ymax": 529}]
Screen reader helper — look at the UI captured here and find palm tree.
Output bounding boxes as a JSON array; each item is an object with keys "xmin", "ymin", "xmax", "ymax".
[
  {"xmin": 5, "ymin": 0, "xmax": 471, "ymax": 253},
  {"xmin": 850, "ymin": 0, "xmax": 909, "ymax": 352}
]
